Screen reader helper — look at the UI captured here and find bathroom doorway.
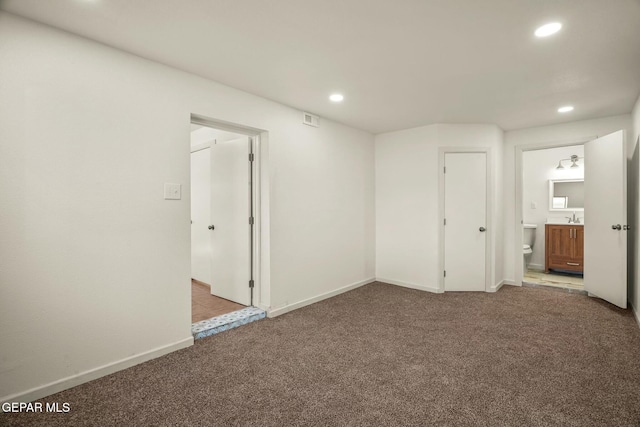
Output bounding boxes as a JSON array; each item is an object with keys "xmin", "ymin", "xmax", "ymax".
[
  {"xmin": 515, "ymin": 130, "xmax": 628, "ymax": 308},
  {"xmin": 521, "ymin": 144, "xmax": 585, "ymax": 291}
]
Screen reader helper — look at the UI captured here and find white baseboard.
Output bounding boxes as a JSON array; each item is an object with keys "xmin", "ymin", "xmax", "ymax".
[
  {"xmin": 528, "ymin": 263, "xmax": 544, "ymax": 271},
  {"xmin": 488, "ymin": 280, "xmax": 505, "ymax": 293},
  {"xmin": 502, "ymin": 279, "xmax": 518, "ymax": 286},
  {"xmin": 267, "ymin": 277, "xmax": 376, "ymax": 318},
  {"xmin": 1, "ymin": 336, "xmax": 194, "ymax": 404},
  {"xmin": 376, "ymin": 277, "xmax": 442, "ymax": 294}
]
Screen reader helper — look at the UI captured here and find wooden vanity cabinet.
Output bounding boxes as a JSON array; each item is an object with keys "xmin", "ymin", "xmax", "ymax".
[{"xmin": 545, "ymin": 224, "xmax": 584, "ymax": 273}]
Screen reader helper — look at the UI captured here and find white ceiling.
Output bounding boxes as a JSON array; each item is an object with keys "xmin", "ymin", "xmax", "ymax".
[{"xmin": 2, "ymin": 0, "xmax": 639, "ymax": 134}]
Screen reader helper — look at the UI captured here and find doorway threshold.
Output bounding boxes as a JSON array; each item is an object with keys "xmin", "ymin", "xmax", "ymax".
[
  {"xmin": 192, "ymin": 306, "xmax": 266, "ymax": 340},
  {"xmin": 522, "ymin": 281, "xmax": 587, "ymax": 295}
]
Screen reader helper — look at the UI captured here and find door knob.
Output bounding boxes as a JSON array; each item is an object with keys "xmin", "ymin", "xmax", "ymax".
[
  {"xmin": 479, "ymin": 227, "xmax": 486, "ymax": 232},
  {"xmin": 612, "ymin": 224, "xmax": 622, "ymax": 230},
  {"xmin": 208, "ymin": 225, "xmax": 215, "ymax": 230}
]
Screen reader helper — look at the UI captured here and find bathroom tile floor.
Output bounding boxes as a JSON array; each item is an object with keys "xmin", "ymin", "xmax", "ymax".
[
  {"xmin": 524, "ymin": 270, "xmax": 584, "ymax": 290},
  {"xmin": 191, "ymin": 280, "xmax": 245, "ymax": 323}
]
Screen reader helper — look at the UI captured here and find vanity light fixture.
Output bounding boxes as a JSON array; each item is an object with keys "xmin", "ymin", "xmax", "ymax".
[
  {"xmin": 556, "ymin": 154, "xmax": 583, "ymax": 169},
  {"xmin": 570, "ymin": 155, "xmax": 580, "ymax": 168}
]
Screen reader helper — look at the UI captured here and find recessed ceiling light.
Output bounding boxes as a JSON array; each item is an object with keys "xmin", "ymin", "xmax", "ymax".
[
  {"xmin": 535, "ymin": 22, "xmax": 562, "ymax": 38},
  {"xmin": 558, "ymin": 106, "xmax": 574, "ymax": 113},
  {"xmin": 329, "ymin": 94, "xmax": 344, "ymax": 102}
]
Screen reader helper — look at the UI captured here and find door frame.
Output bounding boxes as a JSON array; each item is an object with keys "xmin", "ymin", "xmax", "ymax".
[
  {"xmin": 190, "ymin": 114, "xmax": 270, "ymax": 311},
  {"xmin": 438, "ymin": 147, "xmax": 493, "ymax": 292},
  {"xmin": 514, "ymin": 136, "xmax": 596, "ymax": 286}
]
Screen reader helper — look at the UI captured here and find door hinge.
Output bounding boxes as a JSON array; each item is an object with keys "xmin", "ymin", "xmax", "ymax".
[
  {"xmin": 249, "ymin": 216, "xmax": 255, "ymax": 225},
  {"xmin": 444, "ymin": 218, "xmax": 447, "ymax": 226},
  {"xmin": 444, "ymin": 270, "xmax": 446, "ymax": 277},
  {"xmin": 249, "ymin": 279, "xmax": 254, "ymax": 288},
  {"xmin": 249, "ymin": 153, "xmax": 255, "ymax": 162},
  {"xmin": 443, "ymin": 166, "xmax": 446, "ymax": 174}
]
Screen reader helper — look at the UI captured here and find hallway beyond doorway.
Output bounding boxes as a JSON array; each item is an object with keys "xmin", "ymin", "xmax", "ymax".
[
  {"xmin": 191, "ymin": 280, "xmax": 245, "ymax": 323},
  {"xmin": 191, "ymin": 280, "xmax": 266, "ymax": 340}
]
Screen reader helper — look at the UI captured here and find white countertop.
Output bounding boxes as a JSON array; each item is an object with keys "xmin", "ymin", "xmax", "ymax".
[{"xmin": 546, "ymin": 221, "xmax": 584, "ymax": 225}]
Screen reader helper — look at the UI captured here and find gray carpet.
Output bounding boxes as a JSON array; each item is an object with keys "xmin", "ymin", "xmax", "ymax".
[{"xmin": 3, "ymin": 282, "xmax": 640, "ymax": 426}]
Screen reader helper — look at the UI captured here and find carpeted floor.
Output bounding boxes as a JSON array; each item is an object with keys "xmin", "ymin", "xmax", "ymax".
[{"xmin": 3, "ymin": 282, "xmax": 640, "ymax": 427}]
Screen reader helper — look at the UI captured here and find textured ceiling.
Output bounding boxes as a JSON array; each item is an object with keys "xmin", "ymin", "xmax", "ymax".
[{"xmin": 2, "ymin": 0, "xmax": 639, "ymax": 133}]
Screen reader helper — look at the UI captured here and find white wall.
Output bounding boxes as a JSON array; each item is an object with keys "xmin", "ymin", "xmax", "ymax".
[
  {"xmin": 0, "ymin": 12, "xmax": 375, "ymax": 402},
  {"xmin": 522, "ymin": 145, "xmax": 584, "ymax": 270},
  {"xmin": 375, "ymin": 123, "xmax": 504, "ymax": 291},
  {"xmin": 503, "ymin": 114, "xmax": 632, "ymax": 283}
]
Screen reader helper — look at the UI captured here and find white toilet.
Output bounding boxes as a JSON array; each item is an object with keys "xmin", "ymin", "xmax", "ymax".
[{"xmin": 523, "ymin": 224, "xmax": 537, "ymax": 273}]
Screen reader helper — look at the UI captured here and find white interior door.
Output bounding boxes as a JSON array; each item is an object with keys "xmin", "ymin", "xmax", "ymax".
[
  {"xmin": 444, "ymin": 152, "xmax": 487, "ymax": 291},
  {"xmin": 190, "ymin": 148, "xmax": 212, "ymax": 285},
  {"xmin": 584, "ymin": 130, "xmax": 627, "ymax": 308},
  {"xmin": 210, "ymin": 136, "xmax": 251, "ymax": 306}
]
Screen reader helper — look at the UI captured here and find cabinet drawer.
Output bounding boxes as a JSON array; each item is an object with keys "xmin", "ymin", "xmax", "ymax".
[{"xmin": 548, "ymin": 257, "xmax": 582, "ymax": 272}]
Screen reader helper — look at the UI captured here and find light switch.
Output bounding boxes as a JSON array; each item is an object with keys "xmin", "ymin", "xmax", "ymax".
[
  {"xmin": 164, "ymin": 183, "xmax": 181, "ymax": 200},
  {"xmin": 531, "ymin": 202, "xmax": 537, "ymax": 209}
]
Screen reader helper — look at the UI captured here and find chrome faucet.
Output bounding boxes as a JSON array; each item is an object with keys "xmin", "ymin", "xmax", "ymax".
[{"xmin": 565, "ymin": 211, "xmax": 581, "ymax": 224}]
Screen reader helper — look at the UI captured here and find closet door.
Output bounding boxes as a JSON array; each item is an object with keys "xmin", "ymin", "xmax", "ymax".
[{"xmin": 443, "ymin": 152, "xmax": 487, "ymax": 291}]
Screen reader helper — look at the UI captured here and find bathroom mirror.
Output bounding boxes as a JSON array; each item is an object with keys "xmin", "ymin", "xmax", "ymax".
[{"xmin": 548, "ymin": 179, "xmax": 584, "ymax": 211}]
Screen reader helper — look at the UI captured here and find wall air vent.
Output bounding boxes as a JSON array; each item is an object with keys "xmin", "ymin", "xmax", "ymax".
[{"xmin": 302, "ymin": 112, "xmax": 319, "ymax": 127}]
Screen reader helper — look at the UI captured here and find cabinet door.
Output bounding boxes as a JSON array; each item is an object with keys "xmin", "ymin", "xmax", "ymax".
[
  {"xmin": 573, "ymin": 227, "xmax": 584, "ymax": 263},
  {"xmin": 547, "ymin": 225, "xmax": 572, "ymax": 259}
]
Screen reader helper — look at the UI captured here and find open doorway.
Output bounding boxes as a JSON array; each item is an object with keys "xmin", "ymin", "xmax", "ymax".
[
  {"xmin": 190, "ymin": 123, "xmax": 252, "ymax": 321},
  {"xmin": 189, "ymin": 116, "xmax": 266, "ymax": 338},
  {"xmin": 516, "ymin": 131, "xmax": 628, "ymax": 308},
  {"xmin": 521, "ymin": 144, "xmax": 585, "ymax": 291}
]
